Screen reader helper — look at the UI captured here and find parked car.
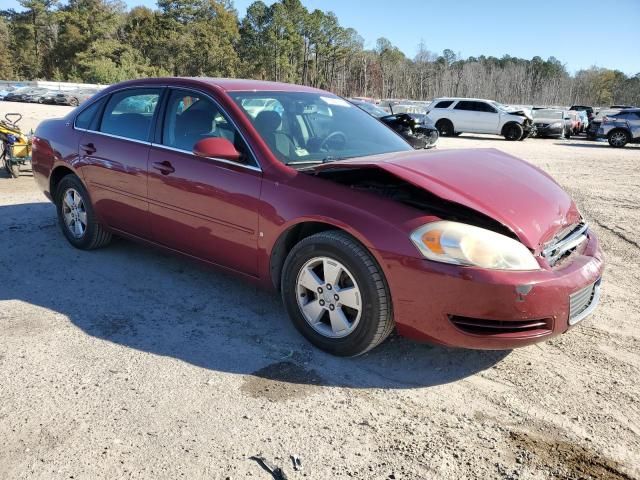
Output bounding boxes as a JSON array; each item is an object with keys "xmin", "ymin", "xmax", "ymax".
[
  {"xmin": 426, "ymin": 97, "xmax": 534, "ymax": 140},
  {"xmin": 25, "ymin": 89, "xmax": 58, "ymax": 104},
  {"xmin": 576, "ymin": 110, "xmax": 589, "ymax": 133},
  {"xmin": 350, "ymin": 99, "xmax": 438, "ymax": 149},
  {"xmin": 0, "ymin": 85, "xmax": 21, "ymax": 100},
  {"xmin": 40, "ymin": 90, "xmax": 62, "ymax": 104},
  {"xmin": 610, "ymin": 105, "xmax": 636, "ymax": 109},
  {"xmin": 566, "ymin": 111, "xmax": 581, "ymax": 135},
  {"xmin": 54, "ymin": 89, "xmax": 98, "ymax": 106},
  {"xmin": 586, "ymin": 109, "xmax": 620, "ymax": 140},
  {"xmin": 4, "ymin": 87, "xmax": 48, "ymax": 102},
  {"xmin": 532, "ymin": 109, "xmax": 572, "ymax": 138},
  {"xmin": 569, "ymin": 105, "xmax": 594, "ymax": 122},
  {"xmin": 32, "ymin": 78, "xmax": 603, "ymax": 356},
  {"xmin": 598, "ymin": 108, "xmax": 640, "ymax": 147}
]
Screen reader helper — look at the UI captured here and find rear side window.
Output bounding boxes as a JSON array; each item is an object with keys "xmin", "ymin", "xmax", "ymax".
[
  {"xmin": 75, "ymin": 98, "xmax": 106, "ymax": 130},
  {"xmin": 434, "ymin": 100, "xmax": 453, "ymax": 109},
  {"xmin": 100, "ymin": 89, "xmax": 161, "ymax": 141},
  {"xmin": 454, "ymin": 101, "xmax": 475, "ymax": 111}
]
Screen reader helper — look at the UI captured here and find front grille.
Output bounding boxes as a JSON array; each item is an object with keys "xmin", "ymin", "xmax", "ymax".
[
  {"xmin": 535, "ymin": 122, "xmax": 549, "ymax": 128},
  {"xmin": 569, "ymin": 279, "xmax": 601, "ymax": 325},
  {"xmin": 449, "ymin": 316, "xmax": 552, "ymax": 336},
  {"xmin": 542, "ymin": 223, "xmax": 588, "ymax": 267}
]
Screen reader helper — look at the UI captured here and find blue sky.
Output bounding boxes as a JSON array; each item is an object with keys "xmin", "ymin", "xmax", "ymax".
[{"xmin": 4, "ymin": 0, "xmax": 639, "ymax": 74}]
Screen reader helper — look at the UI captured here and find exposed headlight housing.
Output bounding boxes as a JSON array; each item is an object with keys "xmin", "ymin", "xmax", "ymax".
[{"xmin": 410, "ymin": 221, "xmax": 540, "ymax": 271}]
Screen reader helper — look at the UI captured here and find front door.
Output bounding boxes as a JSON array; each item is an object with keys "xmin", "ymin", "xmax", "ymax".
[{"xmin": 147, "ymin": 89, "xmax": 262, "ymax": 276}]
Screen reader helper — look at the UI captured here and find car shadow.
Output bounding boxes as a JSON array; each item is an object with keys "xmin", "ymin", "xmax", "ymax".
[{"xmin": 0, "ymin": 202, "xmax": 510, "ymax": 390}]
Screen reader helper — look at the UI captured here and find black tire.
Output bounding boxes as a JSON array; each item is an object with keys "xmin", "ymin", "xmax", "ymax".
[
  {"xmin": 435, "ymin": 119, "xmax": 454, "ymax": 136},
  {"xmin": 564, "ymin": 127, "xmax": 571, "ymax": 139},
  {"xmin": 281, "ymin": 230, "xmax": 394, "ymax": 357},
  {"xmin": 503, "ymin": 122, "xmax": 524, "ymax": 141},
  {"xmin": 55, "ymin": 174, "xmax": 112, "ymax": 249},
  {"xmin": 607, "ymin": 129, "xmax": 630, "ymax": 148}
]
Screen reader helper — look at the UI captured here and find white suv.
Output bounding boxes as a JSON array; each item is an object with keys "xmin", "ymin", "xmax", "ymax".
[{"xmin": 426, "ymin": 98, "xmax": 534, "ymax": 140}]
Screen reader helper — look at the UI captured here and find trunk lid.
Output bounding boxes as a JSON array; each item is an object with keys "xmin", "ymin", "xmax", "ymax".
[{"xmin": 311, "ymin": 148, "xmax": 580, "ymax": 250}]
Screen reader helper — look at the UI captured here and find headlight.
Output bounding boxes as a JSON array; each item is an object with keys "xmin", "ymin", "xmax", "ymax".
[
  {"xmin": 410, "ymin": 221, "xmax": 540, "ymax": 270},
  {"xmin": 550, "ymin": 122, "xmax": 562, "ymax": 128}
]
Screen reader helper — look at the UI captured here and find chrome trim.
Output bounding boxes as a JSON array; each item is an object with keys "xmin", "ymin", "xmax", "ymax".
[
  {"xmin": 74, "ymin": 127, "xmax": 152, "ymax": 146},
  {"xmin": 150, "ymin": 143, "xmax": 262, "ymax": 172},
  {"xmin": 568, "ymin": 279, "xmax": 601, "ymax": 326}
]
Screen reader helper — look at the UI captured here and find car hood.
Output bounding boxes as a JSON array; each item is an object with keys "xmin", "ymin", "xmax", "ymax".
[
  {"xmin": 311, "ymin": 148, "xmax": 581, "ymax": 249},
  {"xmin": 505, "ymin": 109, "xmax": 533, "ymax": 120}
]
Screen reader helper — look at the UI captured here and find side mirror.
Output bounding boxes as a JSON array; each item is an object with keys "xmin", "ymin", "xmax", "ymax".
[{"xmin": 193, "ymin": 137, "xmax": 241, "ymax": 162}]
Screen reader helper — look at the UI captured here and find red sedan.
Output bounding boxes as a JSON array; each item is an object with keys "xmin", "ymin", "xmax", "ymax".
[{"xmin": 32, "ymin": 78, "xmax": 604, "ymax": 356}]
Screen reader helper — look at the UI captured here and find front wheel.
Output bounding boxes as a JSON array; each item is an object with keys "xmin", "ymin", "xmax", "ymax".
[
  {"xmin": 281, "ymin": 231, "xmax": 394, "ymax": 356},
  {"xmin": 435, "ymin": 119, "xmax": 454, "ymax": 136},
  {"xmin": 503, "ymin": 123, "xmax": 524, "ymax": 141},
  {"xmin": 55, "ymin": 174, "xmax": 112, "ymax": 249}
]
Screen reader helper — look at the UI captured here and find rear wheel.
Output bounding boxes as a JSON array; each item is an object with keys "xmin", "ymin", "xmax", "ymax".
[
  {"xmin": 55, "ymin": 174, "xmax": 112, "ymax": 249},
  {"xmin": 608, "ymin": 129, "xmax": 629, "ymax": 148},
  {"xmin": 281, "ymin": 231, "xmax": 393, "ymax": 356},
  {"xmin": 69, "ymin": 97, "xmax": 79, "ymax": 107},
  {"xmin": 435, "ymin": 119, "xmax": 454, "ymax": 136},
  {"xmin": 503, "ymin": 123, "xmax": 524, "ymax": 141}
]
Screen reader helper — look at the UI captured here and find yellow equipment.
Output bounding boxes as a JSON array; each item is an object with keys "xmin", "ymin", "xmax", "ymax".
[{"xmin": 0, "ymin": 113, "xmax": 32, "ymax": 178}]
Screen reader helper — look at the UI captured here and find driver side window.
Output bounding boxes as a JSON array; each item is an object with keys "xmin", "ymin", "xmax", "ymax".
[{"xmin": 162, "ymin": 89, "xmax": 254, "ymax": 165}]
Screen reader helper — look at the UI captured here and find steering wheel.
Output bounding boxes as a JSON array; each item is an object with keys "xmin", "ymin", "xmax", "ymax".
[{"xmin": 319, "ymin": 131, "xmax": 347, "ymax": 152}]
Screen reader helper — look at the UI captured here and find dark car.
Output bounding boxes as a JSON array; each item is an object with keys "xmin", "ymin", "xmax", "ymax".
[
  {"xmin": 32, "ymin": 78, "xmax": 603, "ymax": 356},
  {"xmin": 586, "ymin": 109, "xmax": 620, "ymax": 140},
  {"xmin": 532, "ymin": 109, "xmax": 573, "ymax": 138},
  {"xmin": 54, "ymin": 89, "xmax": 99, "ymax": 106},
  {"xmin": 598, "ymin": 108, "xmax": 640, "ymax": 147},
  {"xmin": 350, "ymin": 99, "xmax": 438, "ymax": 148},
  {"xmin": 5, "ymin": 87, "xmax": 48, "ymax": 102}
]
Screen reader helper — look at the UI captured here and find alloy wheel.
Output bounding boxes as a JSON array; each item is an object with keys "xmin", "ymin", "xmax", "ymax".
[
  {"xmin": 296, "ymin": 256, "xmax": 362, "ymax": 338},
  {"xmin": 62, "ymin": 188, "xmax": 88, "ymax": 238},
  {"xmin": 610, "ymin": 131, "xmax": 627, "ymax": 147}
]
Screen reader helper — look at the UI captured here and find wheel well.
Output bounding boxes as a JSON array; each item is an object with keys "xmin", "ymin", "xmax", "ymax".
[
  {"xmin": 270, "ymin": 221, "xmax": 344, "ymax": 290},
  {"xmin": 435, "ymin": 118, "xmax": 452, "ymax": 127},
  {"xmin": 49, "ymin": 166, "xmax": 75, "ymax": 197},
  {"xmin": 608, "ymin": 127, "xmax": 630, "ymax": 137}
]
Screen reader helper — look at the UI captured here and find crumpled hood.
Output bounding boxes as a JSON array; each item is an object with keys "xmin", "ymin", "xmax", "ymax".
[{"xmin": 312, "ymin": 148, "xmax": 581, "ymax": 249}]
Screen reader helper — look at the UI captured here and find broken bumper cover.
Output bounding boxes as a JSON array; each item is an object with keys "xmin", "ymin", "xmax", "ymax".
[{"xmin": 377, "ymin": 230, "xmax": 604, "ymax": 350}]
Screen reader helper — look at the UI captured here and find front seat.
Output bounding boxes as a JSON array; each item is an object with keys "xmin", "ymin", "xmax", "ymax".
[
  {"xmin": 174, "ymin": 109, "xmax": 215, "ymax": 151},
  {"xmin": 253, "ymin": 110, "xmax": 296, "ymax": 162}
]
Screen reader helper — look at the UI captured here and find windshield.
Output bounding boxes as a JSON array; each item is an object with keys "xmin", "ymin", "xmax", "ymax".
[
  {"xmin": 490, "ymin": 101, "xmax": 509, "ymax": 112},
  {"xmin": 231, "ymin": 91, "xmax": 412, "ymax": 165},
  {"xmin": 533, "ymin": 110, "xmax": 563, "ymax": 120}
]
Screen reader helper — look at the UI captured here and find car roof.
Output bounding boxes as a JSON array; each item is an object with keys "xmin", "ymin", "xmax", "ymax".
[
  {"xmin": 105, "ymin": 77, "xmax": 324, "ymax": 94},
  {"xmin": 432, "ymin": 97, "xmax": 495, "ymax": 103}
]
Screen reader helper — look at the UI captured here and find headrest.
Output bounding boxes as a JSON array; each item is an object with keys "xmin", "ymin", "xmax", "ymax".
[{"xmin": 254, "ymin": 110, "xmax": 282, "ymax": 133}]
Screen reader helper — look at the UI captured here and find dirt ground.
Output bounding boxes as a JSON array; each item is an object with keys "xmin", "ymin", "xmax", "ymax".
[{"xmin": 1, "ymin": 102, "xmax": 639, "ymax": 480}]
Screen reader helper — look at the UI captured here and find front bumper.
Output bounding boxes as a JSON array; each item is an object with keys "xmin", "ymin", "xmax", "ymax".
[
  {"xmin": 535, "ymin": 125, "xmax": 564, "ymax": 137},
  {"xmin": 378, "ymin": 229, "xmax": 604, "ymax": 349}
]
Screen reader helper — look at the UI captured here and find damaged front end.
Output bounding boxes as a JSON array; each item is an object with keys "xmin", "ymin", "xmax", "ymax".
[{"xmin": 379, "ymin": 113, "xmax": 439, "ymax": 149}]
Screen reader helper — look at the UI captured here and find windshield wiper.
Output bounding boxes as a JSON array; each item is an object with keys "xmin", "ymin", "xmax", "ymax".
[{"xmin": 321, "ymin": 156, "xmax": 349, "ymax": 163}]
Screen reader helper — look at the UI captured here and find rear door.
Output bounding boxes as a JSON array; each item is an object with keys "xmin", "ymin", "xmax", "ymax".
[
  {"xmin": 77, "ymin": 87, "xmax": 163, "ymax": 238},
  {"xmin": 452, "ymin": 101, "xmax": 474, "ymax": 131}
]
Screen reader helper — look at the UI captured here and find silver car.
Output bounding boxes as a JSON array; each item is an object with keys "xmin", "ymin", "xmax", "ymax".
[{"xmin": 598, "ymin": 108, "xmax": 640, "ymax": 147}]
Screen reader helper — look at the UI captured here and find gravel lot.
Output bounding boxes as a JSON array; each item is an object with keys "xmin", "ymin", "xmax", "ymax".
[{"xmin": 1, "ymin": 102, "xmax": 639, "ymax": 480}]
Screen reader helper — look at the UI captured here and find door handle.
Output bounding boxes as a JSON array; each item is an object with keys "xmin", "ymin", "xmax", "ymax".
[
  {"xmin": 152, "ymin": 161, "xmax": 175, "ymax": 175},
  {"xmin": 80, "ymin": 143, "xmax": 96, "ymax": 155}
]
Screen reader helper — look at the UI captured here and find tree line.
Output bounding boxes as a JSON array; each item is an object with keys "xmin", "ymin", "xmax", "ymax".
[{"xmin": 1, "ymin": 0, "xmax": 639, "ymax": 107}]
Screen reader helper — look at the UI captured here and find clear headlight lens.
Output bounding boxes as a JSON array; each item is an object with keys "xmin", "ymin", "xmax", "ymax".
[
  {"xmin": 550, "ymin": 122, "xmax": 562, "ymax": 128},
  {"xmin": 410, "ymin": 221, "xmax": 540, "ymax": 270}
]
